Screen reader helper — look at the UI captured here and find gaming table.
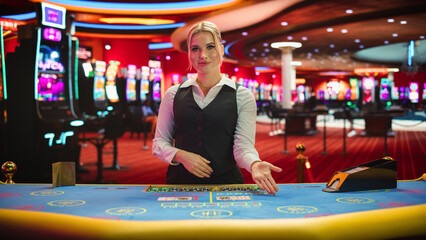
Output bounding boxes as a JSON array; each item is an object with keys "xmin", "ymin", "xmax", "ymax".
[{"xmin": 0, "ymin": 181, "xmax": 425, "ymax": 239}]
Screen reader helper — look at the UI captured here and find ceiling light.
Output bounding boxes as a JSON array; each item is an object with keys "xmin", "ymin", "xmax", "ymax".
[
  {"xmin": 271, "ymin": 42, "xmax": 302, "ymax": 49},
  {"xmin": 263, "ymin": 43, "xmax": 269, "ymax": 47},
  {"xmin": 354, "ymin": 39, "xmax": 360, "ymax": 43},
  {"xmin": 387, "ymin": 68, "xmax": 399, "ymax": 72},
  {"xmin": 329, "ymin": 44, "xmax": 335, "ymax": 48},
  {"xmin": 105, "ymin": 44, "xmax": 111, "ymax": 50},
  {"xmin": 99, "ymin": 17, "xmax": 175, "ymax": 25},
  {"xmin": 359, "ymin": 45, "xmax": 364, "ymax": 48},
  {"xmin": 420, "ymin": 36, "xmax": 425, "ymax": 39},
  {"xmin": 314, "ymin": 49, "xmax": 319, "ymax": 52},
  {"xmin": 301, "ymin": 36, "xmax": 308, "ymax": 41},
  {"xmin": 345, "ymin": 9, "xmax": 353, "ymax": 14},
  {"xmin": 392, "ymin": 33, "xmax": 398, "ymax": 37},
  {"xmin": 327, "ymin": 28, "xmax": 333, "ymax": 32},
  {"xmin": 400, "ymin": 20, "xmax": 407, "ymax": 24},
  {"xmin": 242, "ymin": 32, "xmax": 248, "ymax": 36},
  {"xmin": 287, "ymin": 36, "xmax": 293, "ymax": 40},
  {"xmin": 387, "ymin": 19, "xmax": 394, "ymax": 23},
  {"xmin": 149, "ymin": 42, "xmax": 173, "ymax": 50},
  {"xmin": 291, "ymin": 61, "xmax": 302, "ymax": 66},
  {"xmin": 251, "ymin": 48, "xmax": 257, "ymax": 52},
  {"xmin": 281, "ymin": 22, "xmax": 288, "ymax": 26},
  {"xmin": 341, "ymin": 29, "xmax": 348, "ymax": 33},
  {"xmin": 384, "ymin": 40, "xmax": 389, "ymax": 44}
]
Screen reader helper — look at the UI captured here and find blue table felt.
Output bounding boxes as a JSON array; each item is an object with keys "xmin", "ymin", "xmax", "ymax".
[{"xmin": 1, "ymin": 182, "xmax": 425, "ymax": 221}]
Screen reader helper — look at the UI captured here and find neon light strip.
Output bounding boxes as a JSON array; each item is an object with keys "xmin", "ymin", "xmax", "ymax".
[
  {"xmin": 30, "ymin": 0, "xmax": 238, "ymax": 14},
  {"xmin": 74, "ymin": 38, "xmax": 79, "ymax": 100},
  {"xmin": 1, "ymin": 26, "xmax": 7, "ymax": 99},
  {"xmin": 149, "ymin": 42, "xmax": 173, "ymax": 50},
  {"xmin": 0, "ymin": 12, "xmax": 36, "ymax": 20},
  {"xmin": 0, "ymin": 12, "xmax": 185, "ymax": 30},
  {"xmin": 75, "ymin": 22, "xmax": 185, "ymax": 30},
  {"xmin": 224, "ymin": 40, "xmax": 237, "ymax": 56},
  {"xmin": 34, "ymin": 28, "xmax": 41, "ymax": 100}
]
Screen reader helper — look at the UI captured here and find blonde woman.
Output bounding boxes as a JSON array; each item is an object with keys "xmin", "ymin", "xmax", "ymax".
[{"xmin": 153, "ymin": 21, "xmax": 282, "ymax": 195}]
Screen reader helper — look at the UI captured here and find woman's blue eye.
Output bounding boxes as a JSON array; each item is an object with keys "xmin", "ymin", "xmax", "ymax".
[
  {"xmin": 191, "ymin": 47, "xmax": 199, "ymax": 52},
  {"xmin": 207, "ymin": 45, "xmax": 215, "ymax": 50}
]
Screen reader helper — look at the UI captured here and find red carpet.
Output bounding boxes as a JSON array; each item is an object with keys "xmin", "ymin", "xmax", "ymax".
[{"xmin": 77, "ymin": 123, "xmax": 426, "ymax": 184}]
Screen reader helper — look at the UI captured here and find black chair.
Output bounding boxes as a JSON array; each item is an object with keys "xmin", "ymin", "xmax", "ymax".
[
  {"xmin": 127, "ymin": 105, "xmax": 151, "ymax": 149},
  {"xmin": 79, "ymin": 111, "xmax": 126, "ymax": 182}
]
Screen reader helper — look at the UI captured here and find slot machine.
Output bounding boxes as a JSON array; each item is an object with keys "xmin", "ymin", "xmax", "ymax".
[
  {"xmin": 151, "ymin": 67, "xmax": 163, "ymax": 109},
  {"xmin": 105, "ymin": 60, "xmax": 120, "ymax": 106},
  {"xmin": 297, "ymin": 84, "xmax": 306, "ymax": 102},
  {"xmin": 349, "ymin": 78, "xmax": 359, "ymax": 101},
  {"xmin": 422, "ymin": 83, "xmax": 426, "ymax": 109},
  {"xmin": 5, "ymin": 2, "xmax": 83, "ymax": 182},
  {"xmin": 140, "ymin": 66, "xmax": 150, "ymax": 102},
  {"xmin": 172, "ymin": 73, "xmax": 180, "ymax": 86},
  {"xmin": 126, "ymin": 64, "xmax": 137, "ymax": 103},
  {"xmin": 93, "ymin": 60, "xmax": 108, "ymax": 114},
  {"xmin": 380, "ymin": 78, "xmax": 390, "ymax": 102},
  {"xmin": 408, "ymin": 82, "xmax": 419, "ymax": 104},
  {"xmin": 391, "ymin": 86, "xmax": 399, "ymax": 101},
  {"xmin": 362, "ymin": 77, "xmax": 374, "ymax": 103}
]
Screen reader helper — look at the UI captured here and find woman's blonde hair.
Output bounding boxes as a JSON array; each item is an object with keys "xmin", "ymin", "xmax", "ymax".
[{"xmin": 187, "ymin": 21, "xmax": 223, "ymax": 71}]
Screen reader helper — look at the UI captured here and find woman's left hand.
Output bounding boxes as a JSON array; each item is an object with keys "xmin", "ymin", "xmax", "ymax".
[{"xmin": 251, "ymin": 161, "xmax": 282, "ymax": 195}]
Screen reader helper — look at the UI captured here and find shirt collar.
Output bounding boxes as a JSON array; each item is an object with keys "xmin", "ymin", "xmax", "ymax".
[{"xmin": 181, "ymin": 74, "xmax": 235, "ymax": 90}]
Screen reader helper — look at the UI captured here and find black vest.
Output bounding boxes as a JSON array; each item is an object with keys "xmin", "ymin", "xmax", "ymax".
[{"xmin": 166, "ymin": 83, "xmax": 244, "ymax": 184}]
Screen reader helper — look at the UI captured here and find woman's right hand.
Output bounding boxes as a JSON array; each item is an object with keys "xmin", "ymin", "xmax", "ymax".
[{"xmin": 173, "ymin": 150, "xmax": 213, "ymax": 178}]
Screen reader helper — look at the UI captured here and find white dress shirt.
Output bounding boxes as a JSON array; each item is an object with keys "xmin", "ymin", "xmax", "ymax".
[{"xmin": 152, "ymin": 75, "xmax": 261, "ymax": 173}]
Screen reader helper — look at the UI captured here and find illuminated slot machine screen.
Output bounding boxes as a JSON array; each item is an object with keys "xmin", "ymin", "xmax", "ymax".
[
  {"xmin": 126, "ymin": 64, "xmax": 137, "ymax": 102},
  {"xmin": 259, "ymin": 83, "xmax": 265, "ymax": 100},
  {"xmin": 345, "ymin": 89, "xmax": 351, "ymax": 100},
  {"xmin": 152, "ymin": 68, "xmax": 162, "ymax": 102},
  {"xmin": 423, "ymin": 83, "xmax": 426, "ymax": 101},
  {"xmin": 105, "ymin": 60, "xmax": 120, "ymax": 103},
  {"xmin": 317, "ymin": 90, "xmax": 325, "ymax": 100},
  {"xmin": 362, "ymin": 77, "xmax": 374, "ymax": 103},
  {"xmin": 349, "ymin": 78, "xmax": 359, "ymax": 100},
  {"xmin": 408, "ymin": 82, "xmax": 419, "ymax": 103},
  {"xmin": 291, "ymin": 90, "xmax": 298, "ymax": 102},
  {"xmin": 93, "ymin": 61, "xmax": 106, "ymax": 102},
  {"xmin": 327, "ymin": 81, "xmax": 340, "ymax": 100},
  {"xmin": 392, "ymin": 87, "xmax": 399, "ymax": 100},
  {"xmin": 37, "ymin": 44, "xmax": 66, "ymax": 102},
  {"xmin": 265, "ymin": 84, "xmax": 272, "ymax": 100},
  {"xmin": 253, "ymin": 81, "xmax": 260, "ymax": 100},
  {"xmin": 172, "ymin": 74, "xmax": 180, "ymax": 85},
  {"xmin": 140, "ymin": 66, "xmax": 150, "ymax": 102},
  {"xmin": 380, "ymin": 78, "xmax": 390, "ymax": 101},
  {"xmin": 297, "ymin": 85, "xmax": 305, "ymax": 102}
]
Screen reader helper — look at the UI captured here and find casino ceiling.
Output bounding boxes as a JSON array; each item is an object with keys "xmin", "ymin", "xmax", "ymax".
[{"xmin": 1, "ymin": 0, "xmax": 426, "ymax": 76}]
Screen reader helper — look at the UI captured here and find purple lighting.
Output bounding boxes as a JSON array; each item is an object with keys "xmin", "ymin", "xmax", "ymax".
[{"xmin": 43, "ymin": 28, "xmax": 62, "ymax": 41}]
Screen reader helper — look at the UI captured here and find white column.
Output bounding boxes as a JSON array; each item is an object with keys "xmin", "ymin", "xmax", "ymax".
[
  {"xmin": 272, "ymin": 42, "xmax": 301, "ymax": 109},
  {"xmin": 280, "ymin": 47, "xmax": 294, "ymax": 109}
]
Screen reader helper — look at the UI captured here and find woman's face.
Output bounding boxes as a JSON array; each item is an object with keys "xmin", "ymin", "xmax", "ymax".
[{"xmin": 189, "ymin": 31, "xmax": 223, "ymax": 74}]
